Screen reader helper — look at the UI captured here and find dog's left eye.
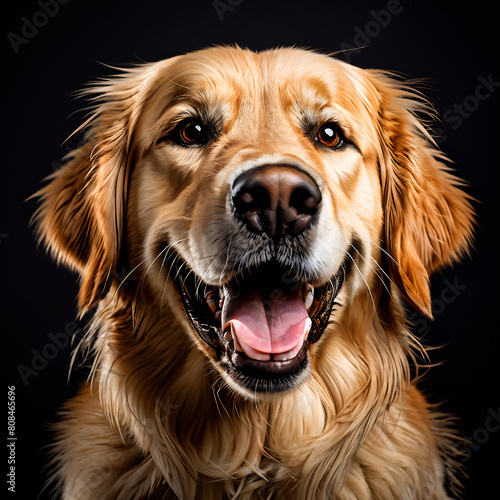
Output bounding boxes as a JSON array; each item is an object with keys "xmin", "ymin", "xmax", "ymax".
[
  {"xmin": 315, "ymin": 123, "xmax": 344, "ymax": 149},
  {"xmin": 173, "ymin": 118, "xmax": 210, "ymax": 147}
]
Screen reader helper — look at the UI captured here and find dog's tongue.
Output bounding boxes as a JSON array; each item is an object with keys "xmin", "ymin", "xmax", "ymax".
[{"xmin": 221, "ymin": 282, "xmax": 309, "ymax": 361}]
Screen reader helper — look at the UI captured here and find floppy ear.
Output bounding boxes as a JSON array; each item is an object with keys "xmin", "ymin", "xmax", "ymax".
[
  {"xmin": 372, "ymin": 73, "xmax": 475, "ymax": 317},
  {"xmin": 33, "ymin": 66, "xmax": 152, "ymax": 312}
]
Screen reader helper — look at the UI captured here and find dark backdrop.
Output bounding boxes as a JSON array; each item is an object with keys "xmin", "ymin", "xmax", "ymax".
[{"xmin": 3, "ymin": 1, "xmax": 499, "ymax": 498}]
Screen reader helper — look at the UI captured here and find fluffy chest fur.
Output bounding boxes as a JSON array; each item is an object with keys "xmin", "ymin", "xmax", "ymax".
[{"xmin": 51, "ymin": 293, "xmax": 455, "ymax": 499}]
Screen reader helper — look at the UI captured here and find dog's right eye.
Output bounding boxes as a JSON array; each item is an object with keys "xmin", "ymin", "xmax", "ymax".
[
  {"xmin": 315, "ymin": 123, "xmax": 344, "ymax": 149},
  {"xmin": 173, "ymin": 118, "xmax": 210, "ymax": 147}
]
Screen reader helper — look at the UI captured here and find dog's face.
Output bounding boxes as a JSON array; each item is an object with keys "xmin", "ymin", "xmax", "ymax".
[
  {"xmin": 132, "ymin": 48, "xmax": 383, "ymax": 396},
  {"xmin": 35, "ymin": 47, "xmax": 474, "ymax": 399}
]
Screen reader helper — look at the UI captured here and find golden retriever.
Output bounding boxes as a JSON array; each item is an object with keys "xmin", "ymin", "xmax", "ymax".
[{"xmin": 35, "ymin": 46, "xmax": 475, "ymax": 499}]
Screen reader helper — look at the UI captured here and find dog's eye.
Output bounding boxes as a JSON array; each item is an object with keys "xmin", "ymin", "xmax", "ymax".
[
  {"xmin": 174, "ymin": 119, "xmax": 209, "ymax": 147},
  {"xmin": 316, "ymin": 123, "xmax": 343, "ymax": 149}
]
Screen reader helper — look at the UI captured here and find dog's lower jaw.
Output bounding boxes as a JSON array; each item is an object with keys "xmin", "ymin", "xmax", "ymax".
[{"xmin": 215, "ymin": 349, "xmax": 312, "ymax": 401}]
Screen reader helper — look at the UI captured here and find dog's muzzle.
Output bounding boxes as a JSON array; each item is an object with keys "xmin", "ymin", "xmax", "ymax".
[{"xmin": 169, "ymin": 164, "xmax": 345, "ymax": 393}]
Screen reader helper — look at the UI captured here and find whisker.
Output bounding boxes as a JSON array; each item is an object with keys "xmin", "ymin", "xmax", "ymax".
[
  {"xmin": 343, "ymin": 249, "xmax": 377, "ymax": 314},
  {"xmin": 138, "ymin": 246, "xmax": 169, "ymax": 288},
  {"xmin": 158, "ymin": 250, "xmax": 187, "ymax": 312},
  {"xmin": 133, "ymin": 237, "xmax": 190, "ymax": 310},
  {"xmin": 159, "ymin": 249, "xmax": 178, "ymax": 308},
  {"xmin": 349, "ymin": 243, "xmax": 392, "ymax": 296},
  {"xmin": 112, "ymin": 260, "xmax": 147, "ymax": 297},
  {"xmin": 194, "ymin": 273, "xmax": 207, "ymax": 300},
  {"xmin": 219, "ymin": 232, "xmax": 235, "ymax": 287},
  {"xmin": 369, "ymin": 256, "xmax": 396, "ymax": 291},
  {"xmin": 369, "ymin": 238, "xmax": 400, "ymax": 268},
  {"xmin": 211, "ymin": 381, "xmax": 228, "ymax": 419}
]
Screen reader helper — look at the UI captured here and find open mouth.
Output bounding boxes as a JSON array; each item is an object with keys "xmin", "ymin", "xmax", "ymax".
[{"xmin": 170, "ymin": 256, "xmax": 345, "ymax": 393}]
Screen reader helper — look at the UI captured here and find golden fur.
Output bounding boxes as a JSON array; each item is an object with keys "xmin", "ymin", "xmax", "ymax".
[{"xmin": 34, "ymin": 46, "xmax": 474, "ymax": 499}]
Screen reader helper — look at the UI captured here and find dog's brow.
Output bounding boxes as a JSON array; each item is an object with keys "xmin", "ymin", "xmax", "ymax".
[{"xmin": 298, "ymin": 106, "xmax": 353, "ymax": 140}]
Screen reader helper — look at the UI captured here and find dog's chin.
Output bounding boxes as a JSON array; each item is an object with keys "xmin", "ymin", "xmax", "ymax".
[
  {"xmin": 166, "ymin": 250, "xmax": 346, "ymax": 397},
  {"xmin": 217, "ymin": 343, "xmax": 312, "ymax": 399}
]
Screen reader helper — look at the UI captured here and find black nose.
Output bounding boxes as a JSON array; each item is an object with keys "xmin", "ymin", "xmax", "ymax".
[{"xmin": 231, "ymin": 165, "xmax": 322, "ymax": 238}]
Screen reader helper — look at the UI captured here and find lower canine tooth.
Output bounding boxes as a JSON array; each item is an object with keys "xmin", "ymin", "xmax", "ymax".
[
  {"xmin": 304, "ymin": 317, "xmax": 312, "ymax": 339},
  {"xmin": 303, "ymin": 283, "xmax": 314, "ymax": 310},
  {"xmin": 230, "ymin": 324, "xmax": 243, "ymax": 352},
  {"xmin": 233, "ymin": 336, "xmax": 243, "ymax": 352},
  {"xmin": 305, "ymin": 290, "xmax": 313, "ymax": 310}
]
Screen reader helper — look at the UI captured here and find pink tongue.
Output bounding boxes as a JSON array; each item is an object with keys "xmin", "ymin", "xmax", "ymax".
[{"xmin": 221, "ymin": 283, "xmax": 309, "ymax": 360}]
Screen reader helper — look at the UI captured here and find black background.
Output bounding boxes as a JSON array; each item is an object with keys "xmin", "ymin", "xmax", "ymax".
[{"xmin": 3, "ymin": 0, "xmax": 499, "ymax": 498}]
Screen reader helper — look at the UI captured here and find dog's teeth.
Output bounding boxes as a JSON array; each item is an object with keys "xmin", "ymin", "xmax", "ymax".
[
  {"xmin": 206, "ymin": 298, "xmax": 217, "ymax": 314},
  {"xmin": 304, "ymin": 317, "xmax": 312, "ymax": 340},
  {"xmin": 224, "ymin": 329, "xmax": 232, "ymax": 342},
  {"xmin": 233, "ymin": 337, "xmax": 243, "ymax": 352},
  {"xmin": 230, "ymin": 325, "xmax": 243, "ymax": 352},
  {"xmin": 303, "ymin": 283, "xmax": 314, "ymax": 310},
  {"xmin": 305, "ymin": 290, "xmax": 313, "ymax": 310},
  {"xmin": 205, "ymin": 290, "xmax": 217, "ymax": 314}
]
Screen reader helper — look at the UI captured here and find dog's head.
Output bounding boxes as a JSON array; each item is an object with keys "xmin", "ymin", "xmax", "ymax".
[{"xmin": 35, "ymin": 47, "xmax": 474, "ymax": 398}]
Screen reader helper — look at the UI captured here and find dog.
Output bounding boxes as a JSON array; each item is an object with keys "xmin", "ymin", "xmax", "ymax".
[{"xmin": 34, "ymin": 46, "xmax": 475, "ymax": 499}]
